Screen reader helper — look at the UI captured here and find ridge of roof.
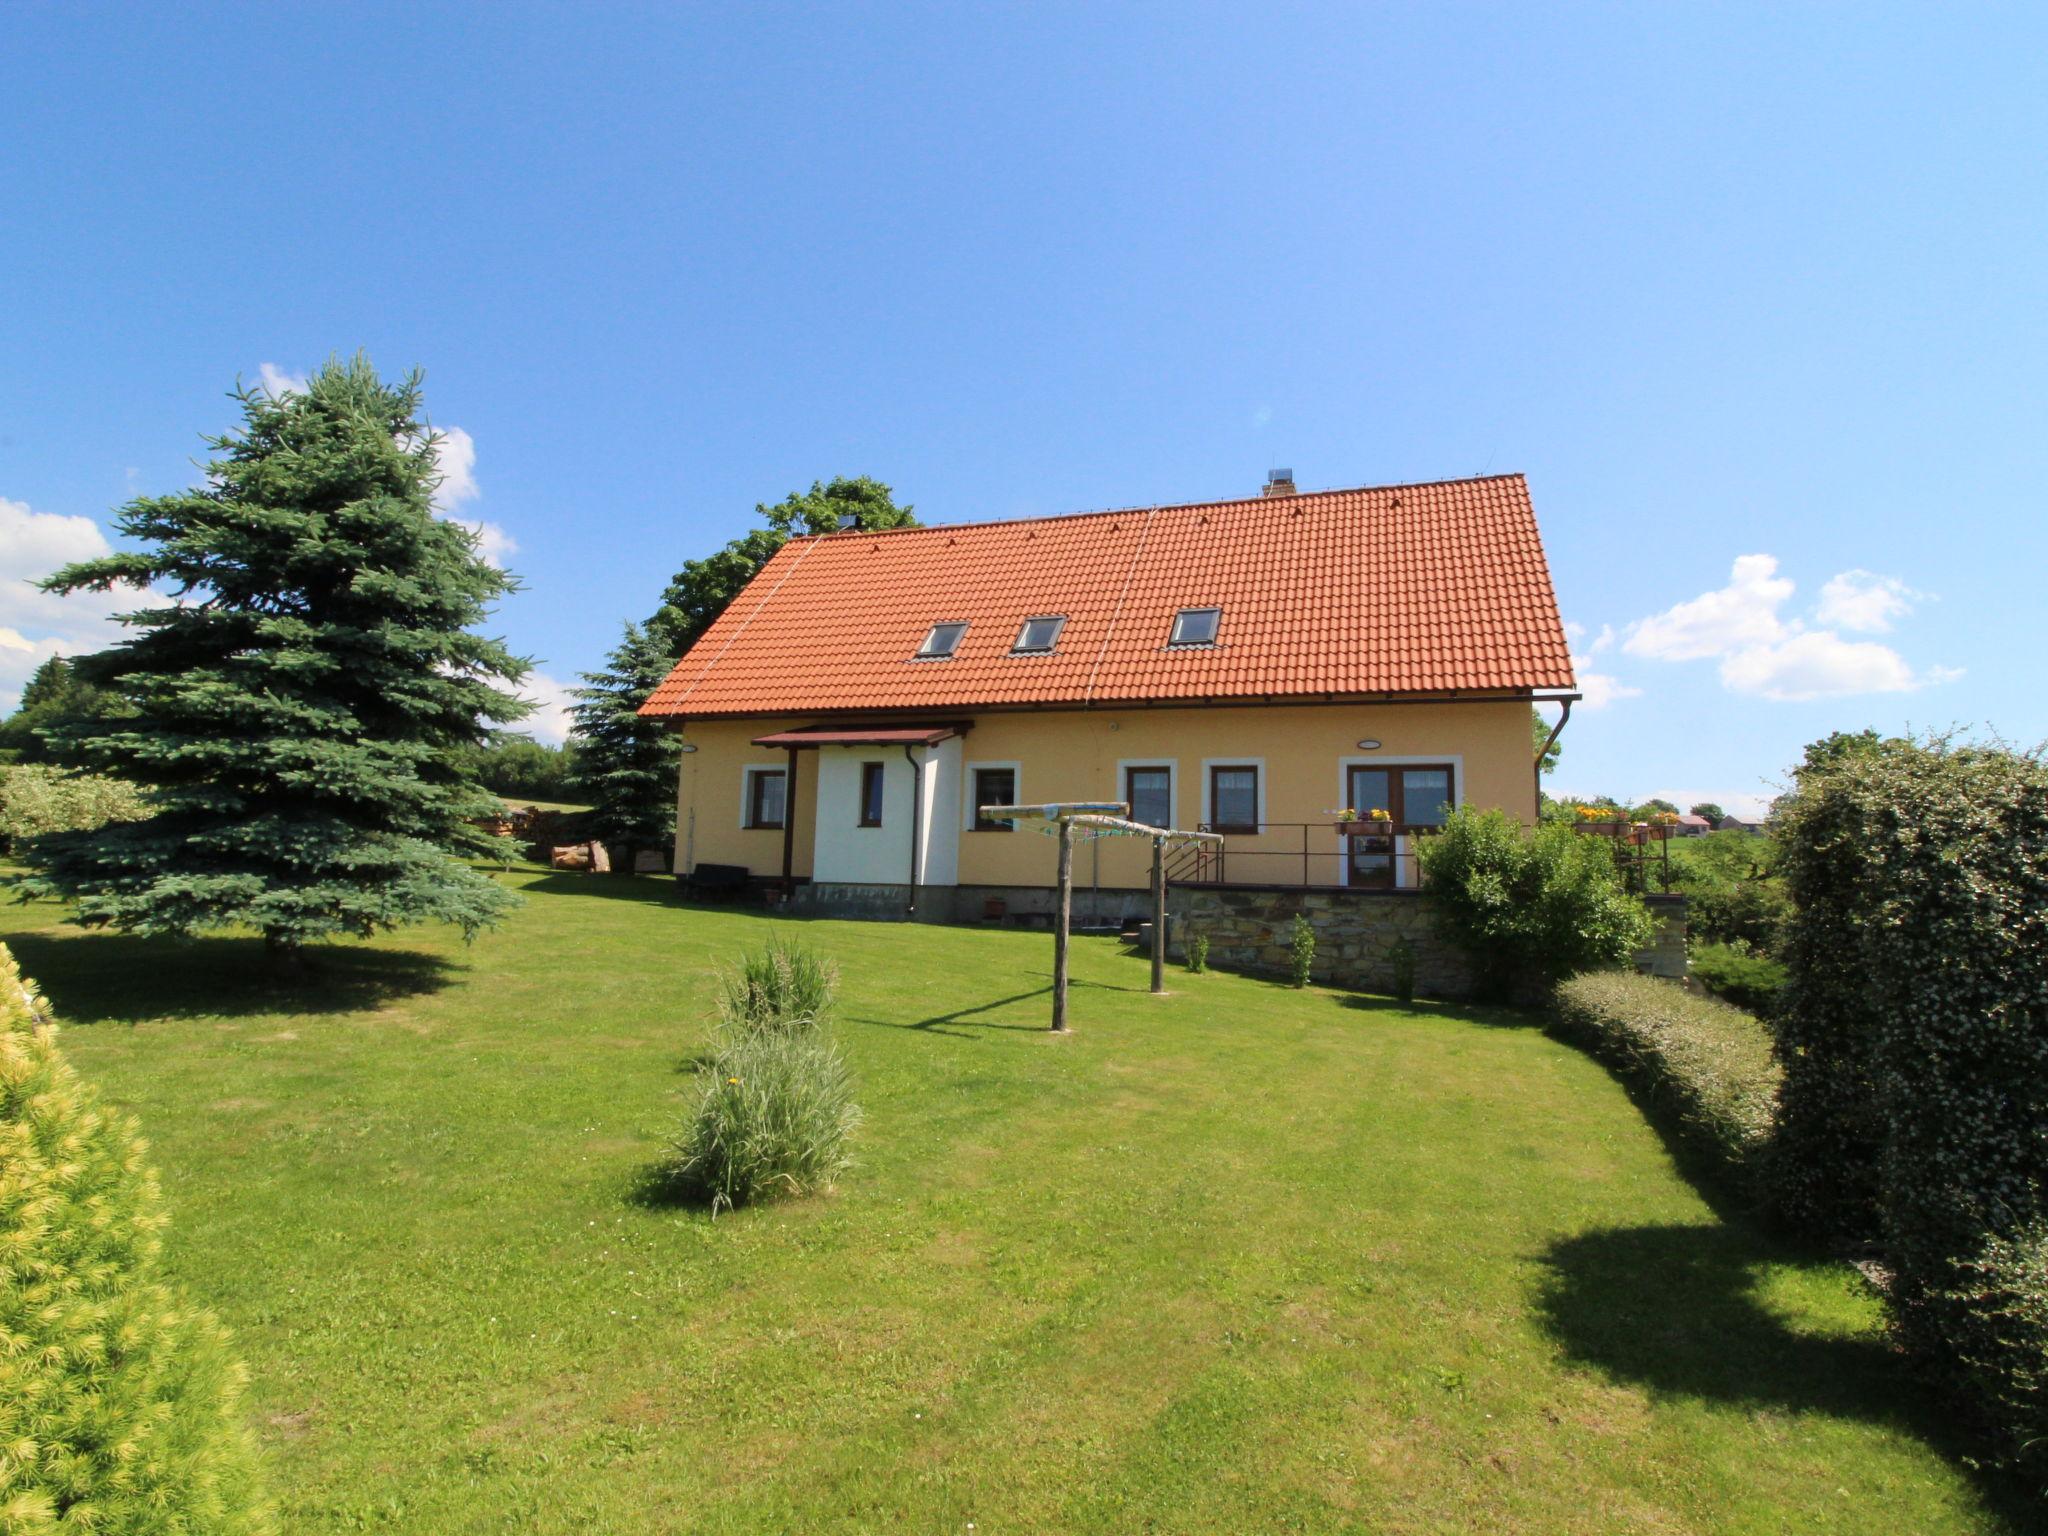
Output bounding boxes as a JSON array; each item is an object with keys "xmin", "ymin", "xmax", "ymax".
[{"xmin": 793, "ymin": 472, "xmax": 1531, "ymax": 544}]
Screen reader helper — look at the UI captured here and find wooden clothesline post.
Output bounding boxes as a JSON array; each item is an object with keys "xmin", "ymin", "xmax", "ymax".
[{"xmin": 977, "ymin": 802, "xmax": 1223, "ymax": 1032}]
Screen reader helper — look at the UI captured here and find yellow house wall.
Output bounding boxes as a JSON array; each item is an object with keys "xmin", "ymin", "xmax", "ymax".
[
  {"xmin": 671, "ymin": 717, "xmax": 819, "ymax": 878},
  {"xmin": 672, "ymin": 699, "xmax": 1535, "ymax": 887}
]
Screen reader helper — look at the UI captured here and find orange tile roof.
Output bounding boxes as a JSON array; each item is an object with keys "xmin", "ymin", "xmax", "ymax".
[{"xmin": 641, "ymin": 474, "xmax": 1575, "ymax": 719}]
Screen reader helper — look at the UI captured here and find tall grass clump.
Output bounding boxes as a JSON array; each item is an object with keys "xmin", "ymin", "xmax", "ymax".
[
  {"xmin": 664, "ymin": 938, "xmax": 859, "ymax": 1213},
  {"xmin": 716, "ymin": 934, "xmax": 837, "ymax": 1035},
  {"xmin": 0, "ymin": 942, "xmax": 272, "ymax": 1533}
]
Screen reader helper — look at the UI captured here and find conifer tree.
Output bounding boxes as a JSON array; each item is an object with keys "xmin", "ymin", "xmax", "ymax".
[
  {"xmin": 0, "ymin": 943, "xmax": 271, "ymax": 1532},
  {"xmin": 569, "ymin": 622, "xmax": 680, "ymax": 860},
  {"xmin": 21, "ymin": 358, "xmax": 527, "ymax": 958}
]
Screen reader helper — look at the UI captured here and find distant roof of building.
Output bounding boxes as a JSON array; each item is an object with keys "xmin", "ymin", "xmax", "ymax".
[{"xmin": 642, "ymin": 473, "xmax": 1574, "ymax": 719}]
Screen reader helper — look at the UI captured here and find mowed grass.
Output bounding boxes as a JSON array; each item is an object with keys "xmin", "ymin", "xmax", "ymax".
[{"xmin": 1, "ymin": 870, "xmax": 2024, "ymax": 1534}]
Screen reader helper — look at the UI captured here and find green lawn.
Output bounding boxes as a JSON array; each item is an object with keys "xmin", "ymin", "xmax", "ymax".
[{"xmin": 2, "ymin": 870, "xmax": 2024, "ymax": 1533}]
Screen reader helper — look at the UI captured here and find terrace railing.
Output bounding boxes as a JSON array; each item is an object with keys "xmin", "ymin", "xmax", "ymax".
[
  {"xmin": 1164, "ymin": 822, "xmax": 1431, "ymax": 890},
  {"xmin": 1163, "ymin": 819, "xmax": 1680, "ymax": 895}
]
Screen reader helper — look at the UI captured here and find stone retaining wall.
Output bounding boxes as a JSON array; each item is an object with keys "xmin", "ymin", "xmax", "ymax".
[{"xmin": 1166, "ymin": 885, "xmax": 1686, "ymax": 1001}]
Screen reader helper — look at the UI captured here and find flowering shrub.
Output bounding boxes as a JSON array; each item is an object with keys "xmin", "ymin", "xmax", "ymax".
[
  {"xmin": 1772, "ymin": 736, "xmax": 2048, "ymax": 1478},
  {"xmin": 1551, "ymin": 971, "xmax": 1779, "ymax": 1193},
  {"xmin": 0, "ymin": 764, "xmax": 149, "ymax": 851},
  {"xmin": 1417, "ymin": 807, "xmax": 1655, "ymax": 1000},
  {"xmin": 0, "ymin": 942, "xmax": 271, "ymax": 1531}
]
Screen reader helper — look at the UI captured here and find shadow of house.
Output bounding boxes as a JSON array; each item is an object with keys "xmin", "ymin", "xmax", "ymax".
[
  {"xmin": 3, "ymin": 931, "xmax": 459, "ymax": 1025},
  {"xmin": 1537, "ymin": 1222, "xmax": 2035, "ymax": 1530}
]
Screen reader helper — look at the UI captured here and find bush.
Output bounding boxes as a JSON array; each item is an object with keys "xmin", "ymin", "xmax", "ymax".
[
  {"xmin": 1772, "ymin": 735, "xmax": 2048, "ymax": 1479},
  {"xmin": 1688, "ymin": 941, "xmax": 1788, "ymax": 1015},
  {"xmin": 716, "ymin": 936, "xmax": 837, "ymax": 1036},
  {"xmin": 1287, "ymin": 914, "xmax": 1315, "ymax": 988},
  {"xmin": 0, "ymin": 764, "xmax": 149, "ymax": 851},
  {"xmin": 664, "ymin": 1028, "xmax": 860, "ymax": 1213},
  {"xmin": 0, "ymin": 942, "xmax": 272, "ymax": 1532},
  {"xmin": 1417, "ymin": 807, "xmax": 1656, "ymax": 1000},
  {"xmin": 1551, "ymin": 971, "xmax": 1780, "ymax": 1190},
  {"xmin": 1185, "ymin": 933, "xmax": 1209, "ymax": 973}
]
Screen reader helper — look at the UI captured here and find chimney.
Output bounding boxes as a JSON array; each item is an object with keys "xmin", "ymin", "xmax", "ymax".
[{"xmin": 1262, "ymin": 467, "xmax": 1296, "ymax": 497}]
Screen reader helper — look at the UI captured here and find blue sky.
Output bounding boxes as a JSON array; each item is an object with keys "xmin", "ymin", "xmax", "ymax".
[{"xmin": 4, "ymin": 3, "xmax": 2043, "ymax": 813}]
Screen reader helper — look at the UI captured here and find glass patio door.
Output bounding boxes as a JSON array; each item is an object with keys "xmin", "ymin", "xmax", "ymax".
[
  {"xmin": 1346, "ymin": 765, "xmax": 1455, "ymax": 885},
  {"xmin": 1347, "ymin": 767, "xmax": 1393, "ymax": 885}
]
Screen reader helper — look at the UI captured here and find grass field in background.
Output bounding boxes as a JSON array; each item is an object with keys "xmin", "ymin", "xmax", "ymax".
[{"xmin": 2, "ymin": 869, "xmax": 2022, "ymax": 1533}]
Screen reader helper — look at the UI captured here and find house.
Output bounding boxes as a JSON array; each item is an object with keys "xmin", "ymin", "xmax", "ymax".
[
  {"xmin": 640, "ymin": 472, "xmax": 1578, "ymax": 922},
  {"xmin": 1674, "ymin": 814, "xmax": 1716, "ymax": 837},
  {"xmin": 1715, "ymin": 815, "xmax": 1768, "ymax": 837}
]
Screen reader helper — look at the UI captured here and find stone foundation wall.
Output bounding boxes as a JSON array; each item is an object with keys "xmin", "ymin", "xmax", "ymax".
[{"xmin": 1166, "ymin": 886, "xmax": 1687, "ymax": 1001}]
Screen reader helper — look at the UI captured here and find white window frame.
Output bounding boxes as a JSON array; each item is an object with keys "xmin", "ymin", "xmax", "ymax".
[
  {"xmin": 1200, "ymin": 756, "xmax": 1267, "ymax": 832},
  {"xmin": 740, "ymin": 763, "xmax": 789, "ymax": 830},
  {"xmin": 1010, "ymin": 615, "xmax": 1067, "ymax": 654},
  {"xmin": 914, "ymin": 621, "xmax": 969, "ymax": 661},
  {"xmin": 962, "ymin": 760, "xmax": 1024, "ymax": 831},
  {"xmin": 1168, "ymin": 606, "xmax": 1223, "ymax": 647},
  {"xmin": 1116, "ymin": 757, "xmax": 1179, "ymax": 831}
]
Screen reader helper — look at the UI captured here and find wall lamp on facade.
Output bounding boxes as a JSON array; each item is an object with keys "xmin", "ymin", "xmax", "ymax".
[{"xmin": 1356, "ymin": 739, "xmax": 1382, "ymax": 750}]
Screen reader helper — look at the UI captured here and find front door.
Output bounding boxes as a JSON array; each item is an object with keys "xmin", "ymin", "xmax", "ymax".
[{"xmin": 1347, "ymin": 765, "xmax": 1456, "ymax": 885}]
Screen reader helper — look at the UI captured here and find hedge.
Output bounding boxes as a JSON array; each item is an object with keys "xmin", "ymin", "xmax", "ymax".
[
  {"xmin": 1773, "ymin": 737, "xmax": 2048, "ymax": 1479},
  {"xmin": 1551, "ymin": 971, "xmax": 1780, "ymax": 1193}
]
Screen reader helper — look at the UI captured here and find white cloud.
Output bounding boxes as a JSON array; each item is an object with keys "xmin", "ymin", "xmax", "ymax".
[
  {"xmin": 421, "ymin": 425, "xmax": 518, "ymax": 567},
  {"xmin": 1573, "ymin": 662, "xmax": 1643, "ymax": 710},
  {"xmin": 1815, "ymin": 569, "xmax": 1921, "ymax": 633},
  {"xmin": 1615, "ymin": 553, "xmax": 1958, "ymax": 702},
  {"xmin": 515, "ymin": 671, "xmax": 576, "ymax": 744},
  {"xmin": 1719, "ymin": 630, "xmax": 1930, "ymax": 702},
  {"xmin": 1644, "ymin": 787, "xmax": 1777, "ymax": 820},
  {"xmin": 1562, "ymin": 619, "xmax": 1636, "ymax": 708},
  {"xmin": 257, "ymin": 361, "xmax": 308, "ymax": 397},
  {"xmin": 1624, "ymin": 554, "xmax": 1794, "ymax": 661},
  {"xmin": 0, "ymin": 496, "xmax": 129, "ymax": 711},
  {"xmin": 429, "ymin": 426, "xmax": 479, "ymax": 512}
]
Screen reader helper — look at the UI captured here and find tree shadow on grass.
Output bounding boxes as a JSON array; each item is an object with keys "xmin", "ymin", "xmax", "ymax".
[
  {"xmin": 4, "ymin": 931, "xmax": 458, "ymax": 1025},
  {"xmin": 1334, "ymin": 990, "xmax": 1538, "ymax": 1031},
  {"xmin": 846, "ymin": 974, "xmax": 1144, "ymax": 1039},
  {"xmin": 1537, "ymin": 1222, "xmax": 2036, "ymax": 1530},
  {"xmin": 521, "ymin": 871, "xmax": 692, "ymax": 906}
]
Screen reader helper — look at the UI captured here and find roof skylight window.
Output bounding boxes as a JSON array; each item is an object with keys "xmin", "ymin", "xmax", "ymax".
[
  {"xmin": 1010, "ymin": 615, "xmax": 1066, "ymax": 654},
  {"xmin": 1167, "ymin": 607, "xmax": 1222, "ymax": 647},
  {"xmin": 915, "ymin": 621, "xmax": 968, "ymax": 660}
]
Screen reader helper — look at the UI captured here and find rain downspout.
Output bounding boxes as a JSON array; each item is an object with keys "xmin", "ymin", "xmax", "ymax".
[{"xmin": 903, "ymin": 744, "xmax": 923, "ymax": 918}]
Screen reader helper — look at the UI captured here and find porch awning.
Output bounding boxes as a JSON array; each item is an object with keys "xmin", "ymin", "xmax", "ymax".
[{"xmin": 749, "ymin": 722, "xmax": 970, "ymax": 749}]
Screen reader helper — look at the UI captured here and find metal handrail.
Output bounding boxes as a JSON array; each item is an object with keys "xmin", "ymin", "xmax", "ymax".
[{"xmin": 1164, "ymin": 821, "xmax": 1436, "ymax": 888}]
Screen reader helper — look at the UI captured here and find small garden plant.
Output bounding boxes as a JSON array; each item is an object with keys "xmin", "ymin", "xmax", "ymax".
[
  {"xmin": 1288, "ymin": 914, "xmax": 1315, "ymax": 988},
  {"xmin": 1185, "ymin": 932, "xmax": 1209, "ymax": 973},
  {"xmin": 665, "ymin": 937, "xmax": 860, "ymax": 1212}
]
